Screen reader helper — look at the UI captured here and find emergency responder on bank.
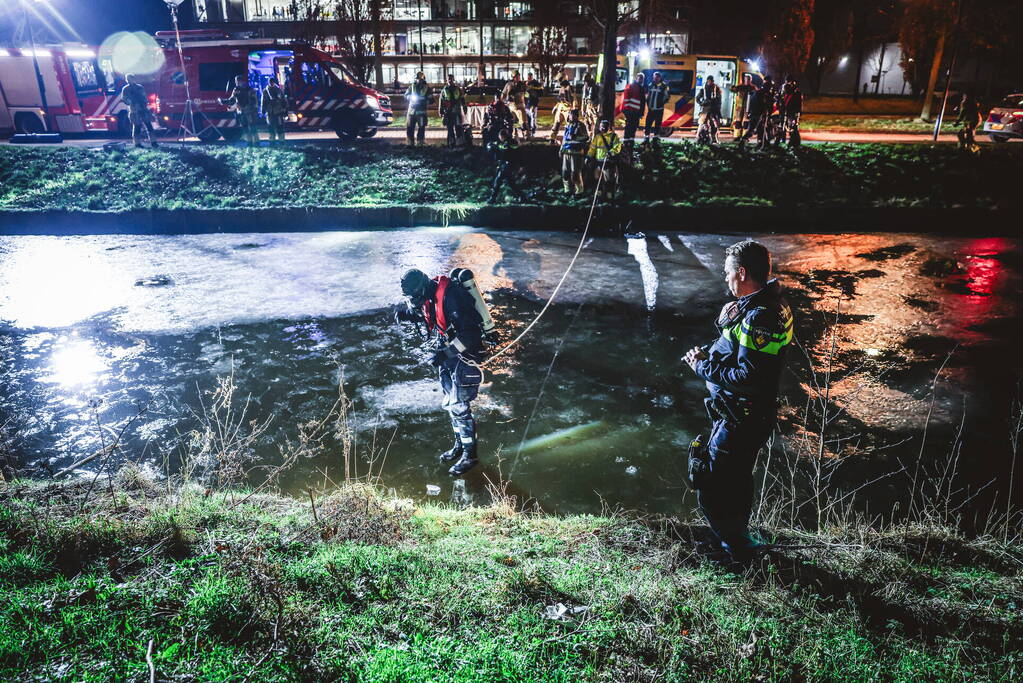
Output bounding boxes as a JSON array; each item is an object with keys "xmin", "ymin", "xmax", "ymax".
[
  {"xmin": 588, "ymin": 119, "xmax": 622, "ymax": 202},
  {"xmin": 696, "ymin": 75, "xmax": 723, "ymax": 145},
  {"xmin": 683, "ymin": 240, "xmax": 794, "ymax": 561},
  {"xmin": 219, "ymin": 74, "xmax": 260, "ymax": 146},
  {"xmin": 644, "ymin": 71, "xmax": 669, "ymax": 139},
  {"xmin": 261, "ymin": 77, "xmax": 288, "ymax": 144},
  {"xmin": 395, "ymin": 268, "xmax": 488, "ymax": 476},
  {"xmin": 621, "ymin": 72, "xmax": 646, "ymax": 149},
  {"xmin": 405, "ymin": 71, "xmax": 430, "ymax": 146},
  {"xmin": 559, "ymin": 109, "xmax": 589, "ymax": 196},
  {"xmin": 439, "ymin": 74, "xmax": 466, "ymax": 147},
  {"xmin": 120, "ymin": 74, "xmax": 159, "ymax": 149}
]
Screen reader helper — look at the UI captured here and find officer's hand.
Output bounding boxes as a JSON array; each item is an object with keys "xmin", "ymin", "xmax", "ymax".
[{"xmin": 683, "ymin": 346, "xmax": 707, "ymax": 371}]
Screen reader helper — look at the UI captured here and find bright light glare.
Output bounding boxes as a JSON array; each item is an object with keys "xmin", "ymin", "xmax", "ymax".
[
  {"xmin": 0, "ymin": 50, "xmax": 8, "ymax": 57},
  {"xmin": 639, "ymin": 48, "xmax": 651, "ymax": 61},
  {"xmin": 840, "ymin": 55, "xmax": 849, "ymax": 66},
  {"xmin": 99, "ymin": 31, "xmax": 165, "ymax": 76},
  {"xmin": 65, "ymin": 48, "xmax": 96, "ymax": 58},
  {"xmin": 24, "ymin": 49, "xmax": 52, "ymax": 57},
  {"xmin": 748, "ymin": 60, "xmax": 760, "ymax": 73},
  {"xmin": 47, "ymin": 339, "xmax": 107, "ymax": 388}
]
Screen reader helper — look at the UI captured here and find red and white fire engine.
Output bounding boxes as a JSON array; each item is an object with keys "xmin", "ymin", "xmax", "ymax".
[
  {"xmin": 0, "ymin": 44, "xmax": 130, "ymax": 136},
  {"xmin": 149, "ymin": 30, "xmax": 393, "ymax": 141},
  {"xmin": 0, "ymin": 31, "xmax": 393, "ymax": 141}
]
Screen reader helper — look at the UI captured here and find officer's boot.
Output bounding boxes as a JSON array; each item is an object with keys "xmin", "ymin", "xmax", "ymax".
[
  {"xmin": 439, "ymin": 433, "xmax": 463, "ymax": 464},
  {"xmin": 448, "ymin": 419, "xmax": 478, "ymax": 476}
]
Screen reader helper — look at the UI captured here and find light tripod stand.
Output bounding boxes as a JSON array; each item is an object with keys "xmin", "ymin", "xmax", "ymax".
[{"xmin": 165, "ymin": 0, "xmax": 220, "ymax": 142}]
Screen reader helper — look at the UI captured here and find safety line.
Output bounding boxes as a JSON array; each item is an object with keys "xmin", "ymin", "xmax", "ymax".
[{"xmin": 476, "ymin": 152, "xmax": 612, "ymax": 369}]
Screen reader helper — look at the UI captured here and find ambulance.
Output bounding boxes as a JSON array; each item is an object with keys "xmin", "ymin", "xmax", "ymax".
[
  {"xmin": 599, "ymin": 52, "xmax": 761, "ymax": 135},
  {"xmin": 150, "ymin": 30, "xmax": 392, "ymax": 141},
  {"xmin": 0, "ymin": 44, "xmax": 127, "ymax": 136}
]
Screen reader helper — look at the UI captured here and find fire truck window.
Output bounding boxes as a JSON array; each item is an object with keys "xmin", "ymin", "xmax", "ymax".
[
  {"xmin": 99, "ymin": 58, "xmax": 117, "ymax": 93},
  {"xmin": 324, "ymin": 62, "xmax": 354, "ymax": 85},
  {"xmin": 301, "ymin": 62, "xmax": 329, "ymax": 88},
  {"xmin": 70, "ymin": 60, "xmax": 100, "ymax": 92},
  {"xmin": 199, "ymin": 62, "xmax": 247, "ymax": 92}
]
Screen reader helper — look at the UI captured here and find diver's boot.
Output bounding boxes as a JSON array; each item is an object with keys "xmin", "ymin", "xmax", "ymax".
[
  {"xmin": 439, "ymin": 437, "xmax": 463, "ymax": 464},
  {"xmin": 448, "ymin": 442, "xmax": 478, "ymax": 476}
]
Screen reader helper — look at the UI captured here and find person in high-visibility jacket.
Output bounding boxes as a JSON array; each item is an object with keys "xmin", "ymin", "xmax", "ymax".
[
  {"xmin": 621, "ymin": 73, "xmax": 646, "ymax": 147},
  {"xmin": 587, "ymin": 120, "xmax": 622, "ymax": 201}
]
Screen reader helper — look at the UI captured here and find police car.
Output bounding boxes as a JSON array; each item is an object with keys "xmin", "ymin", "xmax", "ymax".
[{"xmin": 984, "ymin": 93, "xmax": 1023, "ymax": 143}]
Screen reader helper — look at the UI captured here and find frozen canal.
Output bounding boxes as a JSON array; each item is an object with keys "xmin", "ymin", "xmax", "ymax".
[{"xmin": 1, "ymin": 229, "xmax": 1020, "ymax": 515}]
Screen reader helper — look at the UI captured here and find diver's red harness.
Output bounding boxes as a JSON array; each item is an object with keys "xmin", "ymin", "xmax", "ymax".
[{"xmin": 422, "ymin": 275, "xmax": 450, "ymax": 335}]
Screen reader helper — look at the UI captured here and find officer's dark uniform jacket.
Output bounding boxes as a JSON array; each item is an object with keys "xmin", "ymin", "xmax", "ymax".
[{"xmin": 693, "ymin": 279, "xmax": 793, "ymax": 421}]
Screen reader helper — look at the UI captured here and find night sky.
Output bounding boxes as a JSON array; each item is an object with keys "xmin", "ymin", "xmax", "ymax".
[{"xmin": 0, "ymin": 0, "xmax": 191, "ymax": 46}]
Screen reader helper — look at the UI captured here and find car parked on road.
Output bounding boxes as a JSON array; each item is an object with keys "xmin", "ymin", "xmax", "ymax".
[{"xmin": 984, "ymin": 93, "xmax": 1023, "ymax": 143}]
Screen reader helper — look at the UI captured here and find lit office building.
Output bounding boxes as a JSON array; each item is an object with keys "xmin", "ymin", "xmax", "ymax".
[{"xmin": 189, "ymin": 1, "xmax": 689, "ymax": 86}]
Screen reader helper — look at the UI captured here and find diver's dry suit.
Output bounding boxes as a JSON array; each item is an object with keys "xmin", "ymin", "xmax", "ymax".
[{"xmin": 397, "ymin": 268, "xmax": 485, "ymax": 476}]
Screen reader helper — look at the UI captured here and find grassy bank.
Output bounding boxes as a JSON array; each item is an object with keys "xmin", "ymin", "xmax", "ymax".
[
  {"xmin": 1, "ymin": 141, "xmax": 1020, "ymax": 214},
  {"xmin": 0, "ymin": 476, "xmax": 1020, "ymax": 681}
]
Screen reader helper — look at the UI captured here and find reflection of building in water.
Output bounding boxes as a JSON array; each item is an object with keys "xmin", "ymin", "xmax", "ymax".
[{"xmin": 189, "ymin": 1, "xmax": 689, "ymax": 86}]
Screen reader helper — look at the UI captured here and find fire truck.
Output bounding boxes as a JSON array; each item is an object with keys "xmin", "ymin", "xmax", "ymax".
[
  {"xmin": 150, "ymin": 30, "xmax": 392, "ymax": 141},
  {"xmin": 599, "ymin": 52, "xmax": 761, "ymax": 135},
  {"xmin": 0, "ymin": 44, "xmax": 128, "ymax": 136}
]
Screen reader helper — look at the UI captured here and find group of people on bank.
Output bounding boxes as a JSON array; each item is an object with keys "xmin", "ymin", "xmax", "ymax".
[{"xmin": 394, "ymin": 239, "xmax": 795, "ymax": 564}]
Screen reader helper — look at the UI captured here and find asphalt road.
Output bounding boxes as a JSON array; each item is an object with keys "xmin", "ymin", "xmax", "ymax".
[{"xmin": 6, "ymin": 126, "xmax": 1017, "ymax": 148}]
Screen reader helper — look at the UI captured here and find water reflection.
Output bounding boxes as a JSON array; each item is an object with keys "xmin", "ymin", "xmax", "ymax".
[
  {"xmin": 45, "ymin": 337, "xmax": 107, "ymax": 388},
  {"xmin": 0, "ymin": 230, "xmax": 1020, "ymax": 514}
]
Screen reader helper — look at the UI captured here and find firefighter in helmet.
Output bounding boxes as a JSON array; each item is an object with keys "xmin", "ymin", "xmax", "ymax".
[
  {"xmin": 120, "ymin": 74, "xmax": 159, "ymax": 149},
  {"xmin": 394, "ymin": 268, "xmax": 492, "ymax": 476},
  {"xmin": 219, "ymin": 74, "xmax": 260, "ymax": 146}
]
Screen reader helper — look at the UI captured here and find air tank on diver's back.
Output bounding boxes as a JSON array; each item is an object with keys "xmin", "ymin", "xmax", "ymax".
[{"xmin": 449, "ymin": 268, "xmax": 497, "ymax": 342}]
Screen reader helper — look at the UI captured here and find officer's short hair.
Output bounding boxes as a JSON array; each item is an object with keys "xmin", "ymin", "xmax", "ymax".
[{"xmin": 725, "ymin": 240, "xmax": 771, "ymax": 283}]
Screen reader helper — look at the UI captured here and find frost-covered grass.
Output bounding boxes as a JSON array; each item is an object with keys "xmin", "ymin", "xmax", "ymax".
[
  {"xmin": 0, "ymin": 477, "xmax": 1020, "ymax": 682},
  {"xmin": 0, "ymin": 142, "xmax": 1020, "ymax": 212}
]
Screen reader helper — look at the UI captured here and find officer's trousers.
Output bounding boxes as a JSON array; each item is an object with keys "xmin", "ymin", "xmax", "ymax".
[
  {"xmin": 693, "ymin": 416, "xmax": 773, "ymax": 550},
  {"xmin": 439, "ymin": 357, "xmax": 482, "ymax": 452},
  {"xmin": 406, "ymin": 112, "xmax": 427, "ymax": 143},
  {"xmin": 266, "ymin": 114, "xmax": 285, "ymax": 142},
  {"xmin": 644, "ymin": 108, "xmax": 664, "ymax": 136}
]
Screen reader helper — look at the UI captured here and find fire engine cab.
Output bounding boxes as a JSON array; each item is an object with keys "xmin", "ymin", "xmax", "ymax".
[
  {"xmin": 0, "ymin": 44, "xmax": 127, "ymax": 136},
  {"xmin": 151, "ymin": 30, "xmax": 392, "ymax": 141}
]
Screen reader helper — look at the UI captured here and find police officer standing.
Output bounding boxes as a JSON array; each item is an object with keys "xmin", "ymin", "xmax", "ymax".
[
  {"xmin": 486, "ymin": 128, "xmax": 527, "ymax": 203},
  {"xmin": 405, "ymin": 72, "xmax": 430, "ymax": 146},
  {"xmin": 524, "ymin": 72, "xmax": 544, "ymax": 137},
  {"xmin": 395, "ymin": 269, "xmax": 486, "ymax": 476},
  {"xmin": 261, "ymin": 77, "xmax": 289, "ymax": 144},
  {"xmin": 549, "ymin": 79, "xmax": 574, "ymax": 143},
  {"xmin": 219, "ymin": 74, "xmax": 260, "ymax": 146},
  {"xmin": 439, "ymin": 74, "xmax": 466, "ymax": 147},
  {"xmin": 644, "ymin": 71, "xmax": 669, "ymax": 139},
  {"xmin": 955, "ymin": 91, "xmax": 982, "ymax": 151},
  {"xmin": 696, "ymin": 75, "xmax": 722, "ymax": 144},
  {"xmin": 683, "ymin": 240, "xmax": 794, "ymax": 562},
  {"xmin": 120, "ymin": 74, "xmax": 159, "ymax": 148}
]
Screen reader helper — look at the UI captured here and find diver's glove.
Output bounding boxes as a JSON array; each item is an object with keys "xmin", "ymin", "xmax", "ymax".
[
  {"xmin": 393, "ymin": 303, "xmax": 420, "ymax": 324},
  {"xmin": 429, "ymin": 345, "xmax": 458, "ymax": 367}
]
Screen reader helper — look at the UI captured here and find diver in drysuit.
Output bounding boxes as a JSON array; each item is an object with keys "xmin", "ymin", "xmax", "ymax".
[{"xmin": 395, "ymin": 268, "xmax": 496, "ymax": 476}]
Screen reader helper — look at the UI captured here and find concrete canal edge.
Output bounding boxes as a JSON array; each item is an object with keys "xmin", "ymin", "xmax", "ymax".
[{"xmin": 0, "ymin": 206, "xmax": 1012, "ymax": 236}]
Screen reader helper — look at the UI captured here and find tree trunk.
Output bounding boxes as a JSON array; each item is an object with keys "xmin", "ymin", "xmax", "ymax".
[
  {"xmin": 599, "ymin": 0, "xmax": 618, "ymax": 123},
  {"xmin": 873, "ymin": 42, "xmax": 885, "ymax": 94},
  {"xmin": 919, "ymin": 29, "xmax": 945, "ymax": 121},
  {"xmin": 852, "ymin": 43, "xmax": 865, "ymax": 102},
  {"xmin": 371, "ymin": 0, "xmax": 384, "ymax": 89}
]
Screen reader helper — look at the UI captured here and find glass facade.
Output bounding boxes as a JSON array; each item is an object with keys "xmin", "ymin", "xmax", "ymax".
[{"xmin": 189, "ymin": 0, "xmax": 688, "ymax": 85}]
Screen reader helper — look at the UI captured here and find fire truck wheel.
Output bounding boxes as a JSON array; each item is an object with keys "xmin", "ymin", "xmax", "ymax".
[
  {"xmin": 14, "ymin": 113, "xmax": 45, "ymax": 135},
  {"xmin": 357, "ymin": 128, "xmax": 378, "ymax": 139},
  {"xmin": 220, "ymin": 128, "xmax": 244, "ymax": 143},
  {"xmin": 334, "ymin": 127, "xmax": 358, "ymax": 142},
  {"xmin": 657, "ymin": 127, "xmax": 674, "ymax": 138}
]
